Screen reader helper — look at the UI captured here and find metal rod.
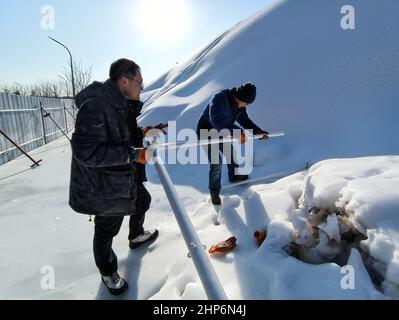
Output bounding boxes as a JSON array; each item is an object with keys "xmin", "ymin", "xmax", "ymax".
[
  {"xmin": 0, "ymin": 129, "xmax": 42, "ymax": 168},
  {"xmin": 150, "ymin": 132, "xmax": 285, "ymax": 151},
  {"xmin": 150, "ymin": 143, "xmax": 228, "ymax": 300},
  {"xmin": 41, "ymin": 105, "xmax": 71, "ymax": 142},
  {"xmin": 40, "ymin": 102, "xmax": 47, "ymax": 144},
  {"xmin": 63, "ymin": 104, "xmax": 68, "ymax": 134},
  {"xmin": 64, "ymin": 105, "xmax": 75, "ymax": 120},
  {"xmin": 0, "ymin": 136, "xmax": 43, "ymax": 156}
]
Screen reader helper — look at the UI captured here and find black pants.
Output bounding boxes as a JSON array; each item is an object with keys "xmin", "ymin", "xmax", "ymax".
[{"xmin": 93, "ymin": 183, "xmax": 151, "ymax": 276}]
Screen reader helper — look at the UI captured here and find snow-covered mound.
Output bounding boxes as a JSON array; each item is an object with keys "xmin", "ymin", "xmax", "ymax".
[
  {"xmin": 148, "ymin": 155, "xmax": 399, "ymax": 300},
  {"xmin": 140, "ymin": 0, "xmax": 399, "ymax": 177}
]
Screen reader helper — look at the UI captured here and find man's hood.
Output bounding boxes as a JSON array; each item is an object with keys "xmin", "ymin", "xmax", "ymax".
[{"xmin": 75, "ymin": 79, "xmax": 126, "ymax": 110}]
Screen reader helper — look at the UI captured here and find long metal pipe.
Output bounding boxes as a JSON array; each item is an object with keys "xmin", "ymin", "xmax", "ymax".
[
  {"xmin": 151, "ymin": 131, "xmax": 285, "ymax": 151},
  {"xmin": 0, "ymin": 129, "xmax": 42, "ymax": 167},
  {"xmin": 150, "ymin": 145, "xmax": 228, "ymax": 300}
]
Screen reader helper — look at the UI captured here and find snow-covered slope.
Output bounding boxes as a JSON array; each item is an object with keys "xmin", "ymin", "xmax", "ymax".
[{"xmin": 140, "ymin": 0, "xmax": 399, "ymax": 178}]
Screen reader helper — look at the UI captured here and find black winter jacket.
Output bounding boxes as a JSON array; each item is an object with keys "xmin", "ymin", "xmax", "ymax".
[{"xmin": 69, "ymin": 79, "xmax": 144, "ymax": 216}]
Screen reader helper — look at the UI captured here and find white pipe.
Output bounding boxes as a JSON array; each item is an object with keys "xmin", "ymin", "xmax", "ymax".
[
  {"xmin": 149, "ymin": 143, "xmax": 228, "ymax": 300},
  {"xmin": 149, "ymin": 131, "xmax": 285, "ymax": 151}
]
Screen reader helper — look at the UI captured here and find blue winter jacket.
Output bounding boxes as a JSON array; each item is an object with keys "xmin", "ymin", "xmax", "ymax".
[{"xmin": 196, "ymin": 89, "xmax": 262, "ymax": 135}]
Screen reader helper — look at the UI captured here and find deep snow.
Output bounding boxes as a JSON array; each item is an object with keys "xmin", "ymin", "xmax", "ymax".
[{"xmin": 1, "ymin": 139, "xmax": 398, "ymax": 299}]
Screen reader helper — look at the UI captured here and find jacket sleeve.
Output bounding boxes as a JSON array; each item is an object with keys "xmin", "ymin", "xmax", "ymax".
[
  {"xmin": 236, "ymin": 109, "xmax": 263, "ymax": 134},
  {"xmin": 71, "ymin": 99, "xmax": 131, "ymax": 168},
  {"xmin": 209, "ymin": 94, "xmax": 240, "ymax": 133}
]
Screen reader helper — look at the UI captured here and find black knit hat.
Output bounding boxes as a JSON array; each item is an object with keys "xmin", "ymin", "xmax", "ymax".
[{"xmin": 232, "ymin": 83, "xmax": 257, "ymax": 104}]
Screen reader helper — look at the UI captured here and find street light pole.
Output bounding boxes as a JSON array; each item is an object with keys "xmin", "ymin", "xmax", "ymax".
[{"xmin": 48, "ymin": 36, "xmax": 76, "ymax": 99}]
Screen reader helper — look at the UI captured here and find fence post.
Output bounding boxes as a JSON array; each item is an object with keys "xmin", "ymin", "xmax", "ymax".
[
  {"xmin": 63, "ymin": 103, "xmax": 68, "ymax": 134},
  {"xmin": 40, "ymin": 102, "xmax": 47, "ymax": 144}
]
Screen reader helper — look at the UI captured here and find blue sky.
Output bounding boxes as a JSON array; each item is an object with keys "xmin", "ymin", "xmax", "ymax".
[{"xmin": 0, "ymin": 0, "xmax": 272, "ymax": 86}]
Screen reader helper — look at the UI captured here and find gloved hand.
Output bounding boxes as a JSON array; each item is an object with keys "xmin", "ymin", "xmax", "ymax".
[
  {"xmin": 258, "ymin": 130, "xmax": 269, "ymax": 140},
  {"xmin": 208, "ymin": 236, "xmax": 237, "ymax": 253},
  {"xmin": 239, "ymin": 132, "xmax": 247, "ymax": 144},
  {"xmin": 132, "ymin": 148, "xmax": 149, "ymax": 164},
  {"xmin": 254, "ymin": 230, "xmax": 267, "ymax": 246}
]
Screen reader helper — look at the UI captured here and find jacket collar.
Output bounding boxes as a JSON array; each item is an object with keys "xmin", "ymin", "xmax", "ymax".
[
  {"xmin": 126, "ymin": 99, "xmax": 144, "ymax": 117},
  {"xmin": 227, "ymin": 89, "xmax": 240, "ymax": 111},
  {"xmin": 102, "ymin": 79, "xmax": 128, "ymax": 110}
]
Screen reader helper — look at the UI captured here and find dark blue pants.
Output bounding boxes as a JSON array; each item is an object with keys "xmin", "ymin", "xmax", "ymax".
[{"xmin": 206, "ymin": 143, "xmax": 238, "ymax": 196}]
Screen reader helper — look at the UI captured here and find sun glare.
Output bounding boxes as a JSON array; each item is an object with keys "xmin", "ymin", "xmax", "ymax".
[{"xmin": 137, "ymin": 0, "xmax": 191, "ymax": 48}]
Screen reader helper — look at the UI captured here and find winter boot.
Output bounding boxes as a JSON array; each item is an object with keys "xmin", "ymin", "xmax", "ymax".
[
  {"xmin": 210, "ymin": 194, "xmax": 222, "ymax": 205},
  {"xmin": 129, "ymin": 229, "xmax": 159, "ymax": 249},
  {"xmin": 229, "ymin": 174, "xmax": 249, "ymax": 183},
  {"xmin": 101, "ymin": 272, "xmax": 128, "ymax": 296}
]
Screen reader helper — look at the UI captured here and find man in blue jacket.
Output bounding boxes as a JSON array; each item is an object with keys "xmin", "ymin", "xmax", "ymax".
[{"xmin": 196, "ymin": 83, "xmax": 269, "ymax": 205}]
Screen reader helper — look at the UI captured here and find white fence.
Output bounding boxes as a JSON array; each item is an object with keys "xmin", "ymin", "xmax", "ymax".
[{"xmin": 0, "ymin": 92, "xmax": 75, "ymax": 165}]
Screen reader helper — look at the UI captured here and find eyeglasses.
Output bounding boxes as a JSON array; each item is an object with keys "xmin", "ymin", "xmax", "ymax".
[{"xmin": 125, "ymin": 76, "xmax": 144, "ymax": 89}]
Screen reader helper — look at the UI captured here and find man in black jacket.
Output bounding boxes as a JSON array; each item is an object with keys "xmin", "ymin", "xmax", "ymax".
[
  {"xmin": 69, "ymin": 58, "xmax": 158, "ymax": 295},
  {"xmin": 197, "ymin": 83, "xmax": 269, "ymax": 205}
]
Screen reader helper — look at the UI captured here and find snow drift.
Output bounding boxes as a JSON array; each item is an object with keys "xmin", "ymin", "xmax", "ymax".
[{"xmin": 140, "ymin": 0, "xmax": 399, "ymax": 177}]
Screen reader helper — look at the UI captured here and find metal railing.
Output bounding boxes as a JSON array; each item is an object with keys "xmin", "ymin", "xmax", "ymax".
[{"xmin": 149, "ymin": 141, "xmax": 228, "ymax": 300}]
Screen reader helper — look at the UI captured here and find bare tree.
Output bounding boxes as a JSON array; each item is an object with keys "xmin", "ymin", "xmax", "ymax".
[
  {"xmin": 0, "ymin": 60, "xmax": 91, "ymax": 97},
  {"xmin": 0, "ymin": 81, "xmax": 64, "ymax": 97},
  {"xmin": 57, "ymin": 76, "xmax": 70, "ymax": 97},
  {"xmin": 62, "ymin": 60, "xmax": 93, "ymax": 95},
  {"xmin": 0, "ymin": 84, "xmax": 27, "ymax": 95},
  {"xmin": 0, "ymin": 85, "xmax": 11, "ymax": 94}
]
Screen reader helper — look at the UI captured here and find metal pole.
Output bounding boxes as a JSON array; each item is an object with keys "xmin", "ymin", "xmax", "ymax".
[
  {"xmin": 40, "ymin": 102, "xmax": 47, "ymax": 144},
  {"xmin": 63, "ymin": 103, "xmax": 68, "ymax": 134},
  {"xmin": 48, "ymin": 37, "xmax": 76, "ymax": 99},
  {"xmin": 0, "ymin": 129, "xmax": 42, "ymax": 168},
  {"xmin": 152, "ymin": 132, "xmax": 285, "ymax": 151},
  {"xmin": 149, "ymin": 144, "xmax": 228, "ymax": 300}
]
